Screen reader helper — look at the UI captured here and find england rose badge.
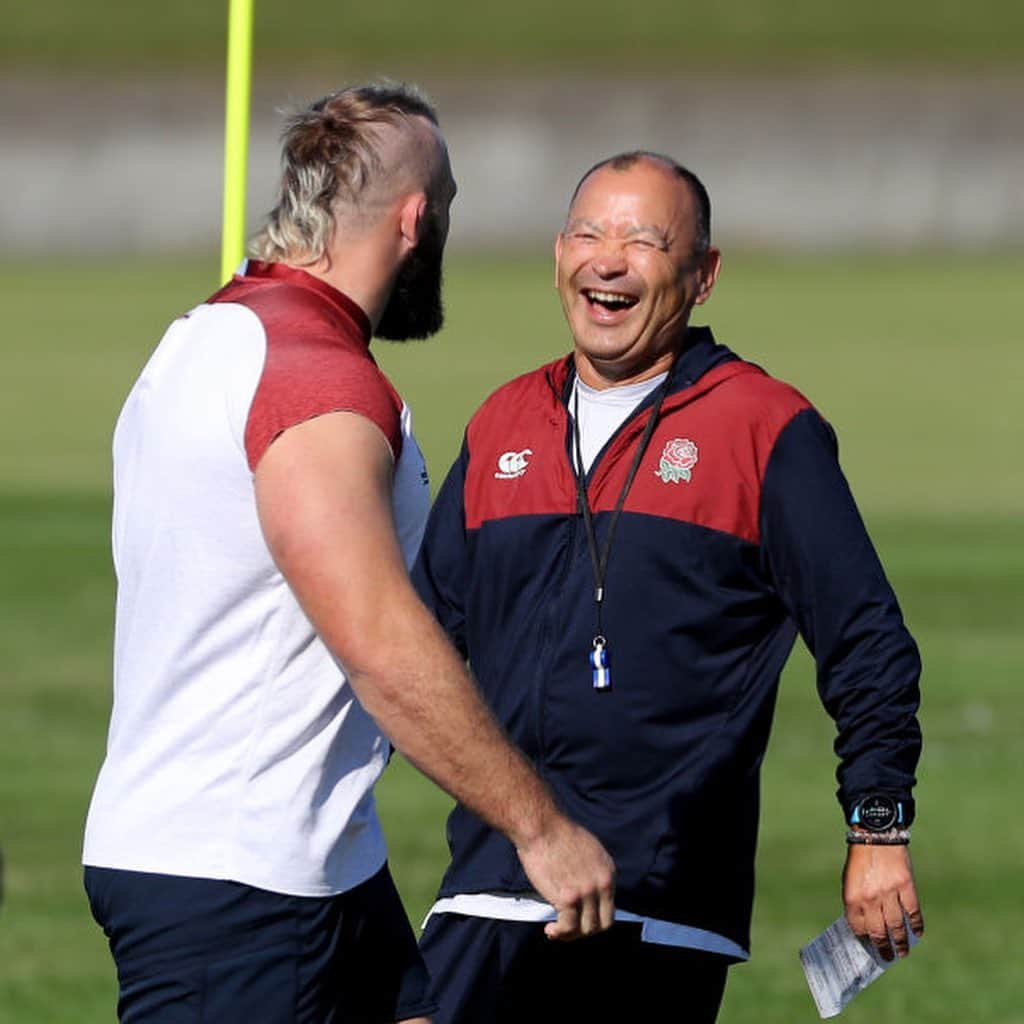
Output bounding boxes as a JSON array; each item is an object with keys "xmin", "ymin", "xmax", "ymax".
[{"xmin": 655, "ymin": 438, "xmax": 699, "ymax": 483}]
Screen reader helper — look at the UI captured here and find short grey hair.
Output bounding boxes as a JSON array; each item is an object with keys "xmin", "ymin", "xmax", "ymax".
[{"xmin": 250, "ymin": 82, "xmax": 439, "ymax": 265}]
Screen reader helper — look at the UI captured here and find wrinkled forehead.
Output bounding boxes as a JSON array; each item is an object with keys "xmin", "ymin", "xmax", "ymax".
[{"xmin": 567, "ymin": 161, "xmax": 697, "ymax": 239}]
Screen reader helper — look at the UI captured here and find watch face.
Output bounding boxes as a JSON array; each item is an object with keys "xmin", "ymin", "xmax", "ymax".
[{"xmin": 856, "ymin": 794, "xmax": 899, "ymax": 831}]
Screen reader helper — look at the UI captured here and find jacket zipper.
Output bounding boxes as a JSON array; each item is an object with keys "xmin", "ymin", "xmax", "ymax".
[
  {"xmin": 530, "ymin": 363, "xmax": 708, "ymax": 759},
  {"xmin": 530, "ymin": 400, "xmax": 584, "ymax": 763}
]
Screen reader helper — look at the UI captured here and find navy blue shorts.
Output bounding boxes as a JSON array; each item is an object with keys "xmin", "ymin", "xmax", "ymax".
[
  {"xmin": 419, "ymin": 913, "xmax": 730, "ymax": 1024},
  {"xmin": 84, "ymin": 863, "xmax": 437, "ymax": 1023}
]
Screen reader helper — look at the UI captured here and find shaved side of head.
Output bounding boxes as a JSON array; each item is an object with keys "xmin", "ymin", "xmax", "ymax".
[
  {"xmin": 335, "ymin": 115, "xmax": 447, "ymax": 233},
  {"xmin": 251, "ymin": 82, "xmax": 445, "ymax": 264}
]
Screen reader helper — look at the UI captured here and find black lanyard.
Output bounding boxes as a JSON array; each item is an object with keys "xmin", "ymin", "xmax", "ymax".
[{"xmin": 571, "ymin": 371, "xmax": 674, "ymax": 690}]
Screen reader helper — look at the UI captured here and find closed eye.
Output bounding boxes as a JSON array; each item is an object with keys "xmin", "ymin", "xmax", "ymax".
[{"xmin": 628, "ymin": 237, "xmax": 667, "ymax": 251}]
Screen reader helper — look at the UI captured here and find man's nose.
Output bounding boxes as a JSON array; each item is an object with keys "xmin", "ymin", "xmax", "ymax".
[{"xmin": 590, "ymin": 239, "xmax": 628, "ymax": 278}]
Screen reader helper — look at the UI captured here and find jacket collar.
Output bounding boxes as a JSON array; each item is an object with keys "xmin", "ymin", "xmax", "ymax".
[
  {"xmin": 222, "ymin": 260, "xmax": 373, "ymax": 342},
  {"xmin": 546, "ymin": 325, "xmax": 741, "ymax": 403}
]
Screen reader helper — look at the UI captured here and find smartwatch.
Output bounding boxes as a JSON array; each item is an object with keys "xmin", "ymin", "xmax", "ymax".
[{"xmin": 849, "ymin": 794, "xmax": 904, "ymax": 832}]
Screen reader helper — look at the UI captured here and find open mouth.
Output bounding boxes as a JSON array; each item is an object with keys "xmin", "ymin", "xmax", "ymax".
[{"xmin": 583, "ymin": 288, "xmax": 639, "ymax": 313}]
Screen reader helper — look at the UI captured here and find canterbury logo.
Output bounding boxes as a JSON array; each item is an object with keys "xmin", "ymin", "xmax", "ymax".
[{"xmin": 495, "ymin": 449, "xmax": 533, "ymax": 480}]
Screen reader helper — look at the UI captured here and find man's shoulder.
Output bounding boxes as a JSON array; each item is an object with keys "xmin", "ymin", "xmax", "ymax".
[
  {"xmin": 214, "ymin": 277, "xmax": 368, "ymax": 354},
  {"xmin": 470, "ymin": 357, "xmax": 567, "ymax": 426},
  {"xmin": 711, "ymin": 359, "xmax": 818, "ymax": 431}
]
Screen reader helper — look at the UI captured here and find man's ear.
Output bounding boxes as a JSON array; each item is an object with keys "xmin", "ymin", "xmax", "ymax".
[
  {"xmin": 554, "ymin": 232, "xmax": 564, "ymax": 289},
  {"xmin": 693, "ymin": 247, "xmax": 722, "ymax": 306},
  {"xmin": 398, "ymin": 192, "xmax": 428, "ymax": 252}
]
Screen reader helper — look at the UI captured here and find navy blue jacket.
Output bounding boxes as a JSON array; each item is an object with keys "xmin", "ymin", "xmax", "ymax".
[{"xmin": 412, "ymin": 328, "xmax": 921, "ymax": 953}]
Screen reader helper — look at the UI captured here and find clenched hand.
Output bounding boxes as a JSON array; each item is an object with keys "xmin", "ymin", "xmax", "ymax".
[{"xmin": 516, "ymin": 817, "xmax": 616, "ymax": 941}]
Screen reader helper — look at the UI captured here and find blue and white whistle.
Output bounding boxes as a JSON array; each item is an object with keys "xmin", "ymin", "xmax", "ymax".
[{"xmin": 590, "ymin": 637, "xmax": 611, "ymax": 691}]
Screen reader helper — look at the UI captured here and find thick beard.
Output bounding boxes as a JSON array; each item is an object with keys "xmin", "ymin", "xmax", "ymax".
[{"xmin": 374, "ymin": 216, "xmax": 445, "ymax": 342}]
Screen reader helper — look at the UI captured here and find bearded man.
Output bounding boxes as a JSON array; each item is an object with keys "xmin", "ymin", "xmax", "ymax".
[{"xmin": 82, "ymin": 84, "xmax": 614, "ymax": 1024}]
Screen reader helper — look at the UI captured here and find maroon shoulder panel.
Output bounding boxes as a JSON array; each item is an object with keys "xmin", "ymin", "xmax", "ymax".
[
  {"xmin": 464, "ymin": 363, "xmax": 577, "ymax": 531},
  {"xmin": 463, "ymin": 361, "xmax": 812, "ymax": 544},
  {"xmin": 213, "ymin": 275, "xmax": 403, "ymax": 471},
  {"xmin": 599, "ymin": 366, "xmax": 812, "ymax": 544}
]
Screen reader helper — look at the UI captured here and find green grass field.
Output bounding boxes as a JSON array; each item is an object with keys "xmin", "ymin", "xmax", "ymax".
[
  {"xmin": 1, "ymin": 251, "xmax": 1022, "ymax": 1022},
  {"xmin": 4, "ymin": 0, "xmax": 1024, "ymax": 71}
]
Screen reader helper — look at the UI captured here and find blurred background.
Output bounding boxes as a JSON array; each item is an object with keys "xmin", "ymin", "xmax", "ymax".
[{"xmin": 1, "ymin": 3, "xmax": 1022, "ymax": 1021}]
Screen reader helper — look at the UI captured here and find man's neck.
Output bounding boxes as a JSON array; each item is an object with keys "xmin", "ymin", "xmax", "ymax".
[
  {"xmin": 288, "ymin": 235, "xmax": 398, "ymax": 334},
  {"xmin": 573, "ymin": 349, "xmax": 678, "ymax": 391}
]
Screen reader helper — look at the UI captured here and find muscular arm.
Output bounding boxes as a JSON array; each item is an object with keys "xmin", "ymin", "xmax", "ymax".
[{"xmin": 254, "ymin": 411, "xmax": 614, "ymax": 938}]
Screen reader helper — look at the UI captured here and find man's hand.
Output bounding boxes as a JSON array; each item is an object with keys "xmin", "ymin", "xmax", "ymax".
[
  {"xmin": 515, "ymin": 816, "xmax": 616, "ymax": 941},
  {"xmin": 843, "ymin": 843, "xmax": 923, "ymax": 961}
]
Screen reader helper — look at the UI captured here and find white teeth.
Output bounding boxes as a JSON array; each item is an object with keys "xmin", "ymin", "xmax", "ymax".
[{"xmin": 585, "ymin": 289, "xmax": 637, "ymax": 305}]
